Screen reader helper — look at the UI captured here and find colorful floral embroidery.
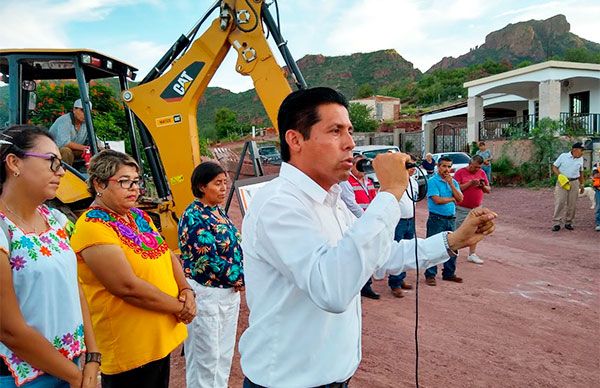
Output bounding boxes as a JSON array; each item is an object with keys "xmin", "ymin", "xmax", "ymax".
[
  {"xmin": 85, "ymin": 207, "xmax": 168, "ymax": 260},
  {"xmin": 178, "ymin": 200, "xmax": 244, "ymax": 288},
  {"xmin": 2, "ymin": 324, "xmax": 85, "ymax": 384},
  {"xmin": 0, "ymin": 207, "xmax": 72, "ymax": 272}
]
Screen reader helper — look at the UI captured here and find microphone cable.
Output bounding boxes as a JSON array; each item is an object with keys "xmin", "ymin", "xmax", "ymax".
[{"xmin": 405, "ymin": 165, "xmax": 428, "ymax": 388}]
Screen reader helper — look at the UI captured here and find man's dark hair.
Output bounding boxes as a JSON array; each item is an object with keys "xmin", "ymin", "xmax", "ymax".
[
  {"xmin": 191, "ymin": 161, "xmax": 225, "ymax": 198},
  {"xmin": 478, "ymin": 141, "xmax": 486, "ymax": 146},
  {"xmin": 471, "ymin": 155, "xmax": 484, "ymax": 164},
  {"xmin": 278, "ymin": 87, "xmax": 349, "ymax": 162},
  {"xmin": 438, "ymin": 155, "xmax": 453, "ymax": 165},
  {"xmin": 0, "ymin": 125, "xmax": 54, "ymax": 192}
]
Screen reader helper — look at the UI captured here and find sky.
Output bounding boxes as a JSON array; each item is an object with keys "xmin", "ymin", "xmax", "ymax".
[{"xmin": 2, "ymin": 0, "xmax": 599, "ymax": 92}]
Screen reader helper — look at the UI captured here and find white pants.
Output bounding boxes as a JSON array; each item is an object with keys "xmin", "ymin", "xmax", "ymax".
[{"xmin": 185, "ymin": 280, "xmax": 241, "ymax": 388}]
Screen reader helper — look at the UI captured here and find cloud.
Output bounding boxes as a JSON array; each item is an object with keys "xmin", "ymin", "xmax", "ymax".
[
  {"xmin": 0, "ymin": 0, "xmax": 156, "ymax": 48},
  {"xmin": 497, "ymin": 1, "xmax": 600, "ymax": 43},
  {"xmin": 323, "ymin": 0, "xmax": 497, "ymax": 72}
]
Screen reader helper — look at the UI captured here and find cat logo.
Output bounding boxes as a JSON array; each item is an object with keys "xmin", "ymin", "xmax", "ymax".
[{"xmin": 160, "ymin": 62, "xmax": 204, "ymax": 102}]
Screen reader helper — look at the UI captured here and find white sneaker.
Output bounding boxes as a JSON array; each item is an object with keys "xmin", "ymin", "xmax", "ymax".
[
  {"xmin": 467, "ymin": 254, "xmax": 484, "ymax": 264},
  {"xmin": 596, "ymin": 225, "xmax": 600, "ymax": 231}
]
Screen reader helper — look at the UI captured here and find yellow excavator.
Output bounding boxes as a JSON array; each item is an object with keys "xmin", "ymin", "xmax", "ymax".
[{"xmin": 0, "ymin": 0, "xmax": 306, "ymax": 248}]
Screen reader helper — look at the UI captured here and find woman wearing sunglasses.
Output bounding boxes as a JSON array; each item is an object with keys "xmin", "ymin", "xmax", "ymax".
[
  {"xmin": 70, "ymin": 150, "xmax": 195, "ymax": 388},
  {"xmin": 0, "ymin": 125, "xmax": 99, "ymax": 388}
]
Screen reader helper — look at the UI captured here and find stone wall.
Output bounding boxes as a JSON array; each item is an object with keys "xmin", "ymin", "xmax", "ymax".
[{"xmin": 487, "ymin": 139, "xmax": 535, "ymax": 164}]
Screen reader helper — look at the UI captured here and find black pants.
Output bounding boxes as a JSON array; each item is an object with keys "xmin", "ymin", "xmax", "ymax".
[{"xmin": 101, "ymin": 354, "xmax": 170, "ymax": 388}]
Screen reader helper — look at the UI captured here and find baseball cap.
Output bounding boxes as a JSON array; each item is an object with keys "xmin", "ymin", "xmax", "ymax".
[
  {"xmin": 73, "ymin": 99, "xmax": 92, "ymax": 109},
  {"xmin": 572, "ymin": 142, "xmax": 584, "ymax": 149}
]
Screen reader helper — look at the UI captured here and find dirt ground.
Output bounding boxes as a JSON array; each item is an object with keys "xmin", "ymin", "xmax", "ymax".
[{"xmin": 169, "ymin": 186, "xmax": 599, "ymax": 388}]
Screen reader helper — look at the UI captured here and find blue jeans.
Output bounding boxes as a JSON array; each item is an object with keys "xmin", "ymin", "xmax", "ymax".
[
  {"xmin": 482, "ymin": 165, "xmax": 492, "ymax": 183},
  {"xmin": 388, "ymin": 218, "xmax": 415, "ymax": 289},
  {"xmin": 595, "ymin": 188, "xmax": 600, "ymax": 226},
  {"xmin": 424, "ymin": 214, "xmax": 457, "ymax": 279}
]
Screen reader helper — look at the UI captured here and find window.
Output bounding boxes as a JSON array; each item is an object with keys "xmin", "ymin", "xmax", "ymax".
[{"xmin": 570, "ymin": 91, "xmax": 590, "ymax": 116}]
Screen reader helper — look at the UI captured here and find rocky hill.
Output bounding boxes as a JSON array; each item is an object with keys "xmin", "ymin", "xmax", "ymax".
[
  {"xmin": 197, "ymin": 49, "xmax": 421, "ymax": 132},
  {"xmin": 427, "ymin": 14, "xmax": 600, "ymax": 72}
]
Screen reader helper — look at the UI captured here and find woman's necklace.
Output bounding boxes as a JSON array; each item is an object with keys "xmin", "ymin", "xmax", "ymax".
[{"xmin": 0, "ymin": 199, "xmax": 42, "ymax": 234}]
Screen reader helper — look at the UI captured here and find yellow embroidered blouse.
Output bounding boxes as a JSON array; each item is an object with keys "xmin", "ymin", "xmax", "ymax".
[{"xmin": 70, "ymin": 207, "xmax": 186, "ymax": 374}]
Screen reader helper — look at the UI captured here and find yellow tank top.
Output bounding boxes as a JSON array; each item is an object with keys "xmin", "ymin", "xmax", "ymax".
[{"xmin": 70, "ymin": 207, "xmax": 187, "ymax": 374}]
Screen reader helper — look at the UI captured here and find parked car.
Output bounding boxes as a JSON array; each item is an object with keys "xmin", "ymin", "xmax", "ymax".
[
  {"xmin": 431, "ymin": 151, "xmax": 471, "ymax": 176},
  {"xmin": 352, "ymin": 145, "xmax": 399, "ymax": 186},
  {"xmin": 258, "ymin": 145, "xmax": 282, "ymax": 165}
]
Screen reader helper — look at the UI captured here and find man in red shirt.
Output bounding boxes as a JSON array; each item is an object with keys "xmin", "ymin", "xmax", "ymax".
[{"xmin": 454, "ymin": 155, "xmax": 491, "ymax": 264}]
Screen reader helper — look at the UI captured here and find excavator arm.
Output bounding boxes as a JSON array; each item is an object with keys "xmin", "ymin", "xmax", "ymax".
[{"xmin": 123, "ymin": 0, "xmax": 305, "ymax": 247}]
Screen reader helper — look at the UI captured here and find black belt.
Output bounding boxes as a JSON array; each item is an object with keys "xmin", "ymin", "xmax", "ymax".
[
  {"xmin": 429, "ymin": 212, "xmax": 455, "ymax": 220},
  {"xmin": 0, "ymin": 361, "xmax": 10, "ymax": 376},
  {"xmin": 568, "ymin": 177, "xmax": 579, "ymax": 181},
  {"xmin": 244, "ymin": 377, "xmax": 351, "ymax": 388}
]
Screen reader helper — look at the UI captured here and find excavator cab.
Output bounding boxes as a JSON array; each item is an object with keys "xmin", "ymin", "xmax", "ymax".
[
  {"xmin": 0, "ymin": 49, "xmax": 139, "ymax": 210},
  {"xmin": 0, "ymin": 1, "xmax": 306, "ymax": 249}
]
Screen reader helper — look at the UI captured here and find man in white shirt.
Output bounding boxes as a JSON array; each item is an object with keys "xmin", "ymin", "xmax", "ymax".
[
  {"xmin": 552, "ymin": 142, "xmax": 585, "ymax": 231},
  {"xmin": 388, "ymin": 154, "xmax": 419, "ymax": 298},
  {"xmin": 239, "ymin": 87, "xmax": 497, "ymax": 388}
]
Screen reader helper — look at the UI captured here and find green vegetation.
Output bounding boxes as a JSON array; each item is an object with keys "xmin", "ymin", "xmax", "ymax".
[
  {"xmin": 493, "ymin": 118, "xmax": 568, "ymax": 186},
  {"xmin": 348, "ymin": 103, "xmax": 378, "ymax": 133}
]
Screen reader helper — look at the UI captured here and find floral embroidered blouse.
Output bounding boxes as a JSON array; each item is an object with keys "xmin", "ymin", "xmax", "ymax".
[
  {"xmin": 178, "ymin": 200, "xmax": 243, "ymax": 288},
  {"xmin": 0, "ymin": 206, "xmax": 85, "ymax": 387},
  {"xmin": 70, "ymin": 206, "xmax": 186, "ymax": 375}
]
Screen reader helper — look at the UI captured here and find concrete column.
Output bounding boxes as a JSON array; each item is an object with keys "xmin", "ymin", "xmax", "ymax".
[
  {"xmin": 467, "ymin": 96, "xmax": 484, "ymax": 144},
  {"xmin": 528, "ymin": 99, "xmax": 537, "ymax": 130},
  {"xmin": 393, "ymin": 128, "xmax": 402, "ymax": 148},
  {"xmin": 423, "ymin": 121, "xmax": 435, "ymax": 154},
  {"xmin": 538, "ymin": 80, "xmax": 561, "ymax": 120}
]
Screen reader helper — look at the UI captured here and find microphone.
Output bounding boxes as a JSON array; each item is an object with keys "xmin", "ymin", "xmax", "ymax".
[{"xmin": 356, "ymin": 158, "xmax": 417, "ymax": 173}]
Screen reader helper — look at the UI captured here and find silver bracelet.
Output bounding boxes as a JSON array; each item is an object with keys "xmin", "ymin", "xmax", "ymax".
[{"xmin": 443, "ymin": 232, "xmax": 458, "ymax": 256}]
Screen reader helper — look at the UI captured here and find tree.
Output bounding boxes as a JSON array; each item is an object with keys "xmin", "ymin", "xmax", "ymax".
[
  {"xmin": 349, "ymin": 103, "xmax": 378, "ymax": 132},
  {"xmin": 355, "ymin": 84, "xmax": 374, "ymax": 99},
  {"xmin": 214, "ymin": 107, "xmax": 239, "ymax": 139}
]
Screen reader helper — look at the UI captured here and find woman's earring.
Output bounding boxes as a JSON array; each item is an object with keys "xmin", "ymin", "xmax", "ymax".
[
  {"xmin": 13, "ymin": 172, "xmax": 19, "ymax": 177},
  {"xmin": 97, "ymin": 192, "xmax": 103, "ymax": 197}
]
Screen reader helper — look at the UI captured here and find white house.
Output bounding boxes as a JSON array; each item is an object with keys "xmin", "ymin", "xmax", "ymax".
[
  {"xmin": 350, "ymin": 95, "xmax": 401, "ymax": 121},
  {"xmin": 421, "ymin": 61, "xmax": 600, "ymax": 153}
]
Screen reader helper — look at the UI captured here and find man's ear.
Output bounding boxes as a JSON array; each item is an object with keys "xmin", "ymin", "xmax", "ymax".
[{"xmin": 285, "ymin": 129, "xmax": 303, "ymax": 155}]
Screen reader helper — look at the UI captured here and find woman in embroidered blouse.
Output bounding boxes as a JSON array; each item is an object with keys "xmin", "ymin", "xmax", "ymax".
[
  {"xmin": 178, "ymin": 162, "xmax": 243, "ymax": 388},
  {"xmin": 0, "ymin": 125, "xmax": 99, "ymax": 388},
  {"xmin": 69, "ymin": 150, "xmax": 195, "ymax": 388}
]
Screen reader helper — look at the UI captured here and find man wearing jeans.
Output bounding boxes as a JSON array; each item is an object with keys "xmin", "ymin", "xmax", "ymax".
[{"xmin": 424, "ymin": 156, "xmax": 464, "ymax": 286}]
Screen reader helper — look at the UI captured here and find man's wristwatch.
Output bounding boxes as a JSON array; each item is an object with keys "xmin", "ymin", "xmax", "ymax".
[
  {"xmin": 443, "ymin": 232, "xmax": 458, "ymax": 256},
  {"xmin": 85, "ymin": 352, "xmax": 102, "ymax": 366}
]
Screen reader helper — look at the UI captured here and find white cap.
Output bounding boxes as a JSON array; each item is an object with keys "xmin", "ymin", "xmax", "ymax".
[{"xmin": 73, "ymin": 99, "xmax": 92, "ymax": 109}]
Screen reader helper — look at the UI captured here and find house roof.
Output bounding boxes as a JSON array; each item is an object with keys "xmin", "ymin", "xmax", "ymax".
[{"xmin": 464, "ymin": 60, "xmax": 600, "ymax": 88}]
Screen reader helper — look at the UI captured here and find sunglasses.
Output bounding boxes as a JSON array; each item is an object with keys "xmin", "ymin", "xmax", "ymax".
[
  {"xmin": 22, "ymin": 152, "xmax": 64, "ymax": 172},
  {"xmin": 108, "ymin": 178, "xmax": 144, "ymax": 189}
]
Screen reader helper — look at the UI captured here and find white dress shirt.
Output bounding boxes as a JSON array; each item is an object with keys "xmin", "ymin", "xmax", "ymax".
[
  {"xmin": 399, "ymin": 176, "xmax": 419, "ymax": 219},
  {"xmin": 553, "ymin": 152, "xmax": 583, "ymax": 179},
  {"xmin": 239, "ymin": 163, "xmax": 449, "ymax": 387}
]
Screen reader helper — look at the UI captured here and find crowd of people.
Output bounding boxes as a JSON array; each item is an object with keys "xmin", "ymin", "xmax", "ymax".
[{"xmin": 14, "ymin": 84, "xmax": 600, "ymax": 387}]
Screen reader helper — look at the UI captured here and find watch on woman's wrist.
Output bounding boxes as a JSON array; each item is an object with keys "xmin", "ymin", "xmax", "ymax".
[{"xmin": 85, "ymin": 352, "xmax": 102, "ymax": 365}]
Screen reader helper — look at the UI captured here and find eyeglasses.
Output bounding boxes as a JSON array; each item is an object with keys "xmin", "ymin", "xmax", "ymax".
[
  {"xmin": 22, "ymin": 152, "xmax": 64, "ymax": 172},
  {"xmin": 108, "ymin": 178, "xmax": 144, "ymax": 189}
]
